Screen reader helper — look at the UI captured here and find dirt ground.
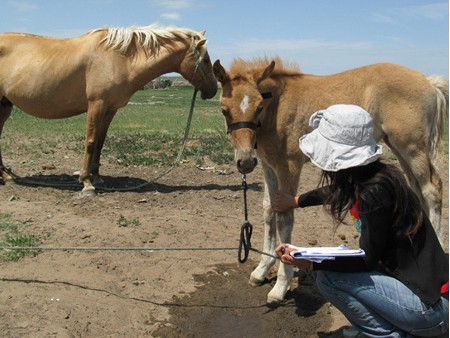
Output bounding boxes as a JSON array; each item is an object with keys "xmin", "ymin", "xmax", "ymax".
[{"xmin": 0, "ymin": 148, "xmax": 448, "ymax": 338}]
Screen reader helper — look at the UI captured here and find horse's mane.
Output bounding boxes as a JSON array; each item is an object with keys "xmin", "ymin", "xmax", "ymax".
[
  {"xmin": 89, "ymin": 24, "xmax": 201, "ymax": 52},
  {"xmin": 230, "ymin": 57, "xmax": 302, "ymax": 77}
]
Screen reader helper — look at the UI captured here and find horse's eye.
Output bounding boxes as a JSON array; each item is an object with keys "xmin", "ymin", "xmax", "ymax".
[
  {"xmin": 256, "ymin": 106, "xmax": 264, "ymax": 114},
  {"xmin": 221, "ymin": 108, "xmax": 230, "ymax": 117}
]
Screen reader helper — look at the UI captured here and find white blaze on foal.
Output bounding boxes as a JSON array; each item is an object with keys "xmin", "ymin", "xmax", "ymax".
[{"xmin": 240, "ymin": 95, "xmax": 250, "ymax": 114}]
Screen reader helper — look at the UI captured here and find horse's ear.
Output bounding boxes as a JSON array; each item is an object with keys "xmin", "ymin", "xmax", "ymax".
[
  {"xmin": 256, "ymin": 61, "xmax": 275, "ymax": 84},
  {"xmin": 213, "ymin": 59, "xmax": 229, "ymax": 84},
  {"xmin": 196, "ymin": 39, "xmax": 207, "ymax": 48},
  {"xmin": 199, "ymin": 30, "xmax": 206, "ymax": 36}
]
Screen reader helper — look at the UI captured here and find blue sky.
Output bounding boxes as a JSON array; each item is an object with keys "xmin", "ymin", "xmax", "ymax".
[{"xmin": 2, "ymin": 0, "xmax": 448, "ymax": 76}]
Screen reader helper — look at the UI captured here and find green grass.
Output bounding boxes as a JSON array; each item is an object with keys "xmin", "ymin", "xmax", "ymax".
[
  {"xmin": 3, "ymin": 85, "xmax": 234, "ymax": 167},
  {"xmin": 117, "ymin": 214, "xmax": 141, "ymax": 227},
  {"xmin": 0, "ymin": 213, "xmax": 40, "ymax": 261}
]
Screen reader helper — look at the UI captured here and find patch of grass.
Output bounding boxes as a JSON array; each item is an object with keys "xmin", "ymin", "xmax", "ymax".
[
  {"xmin": 2, "ymin": 85, "xmax": 232, "ymax": 168},
  {"xmin": 105, "ymin": 131, "xmax": 233, "ymax": 167},
  {"xmin": 0, "ymin": 213, "xmax": 40, "ymax": 261},
  {"xmin": 117, "ymin": 214, "xmax": 140, "ymax": 227}
]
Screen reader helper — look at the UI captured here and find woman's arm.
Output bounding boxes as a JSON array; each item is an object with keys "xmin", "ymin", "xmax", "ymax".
[{"xmin": 272, "ymin": 187, "xmax": 329, "ymax": 212}]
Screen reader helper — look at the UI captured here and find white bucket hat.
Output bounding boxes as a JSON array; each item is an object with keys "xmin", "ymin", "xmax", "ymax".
[{"xmin": 299, "ymin": 104, "xmax": 383, "ymax": 171}]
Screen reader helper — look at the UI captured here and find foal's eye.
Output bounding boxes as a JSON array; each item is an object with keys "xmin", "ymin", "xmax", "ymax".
[
  {"xmin": 256, "ymin": 105, "xmax": 264, "ymax": 114},
  {"xmin": 221, "ymin": 108, "xmax": 230, "ymax": 117}
]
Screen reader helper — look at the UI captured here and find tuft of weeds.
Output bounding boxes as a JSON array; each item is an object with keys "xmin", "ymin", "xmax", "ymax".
[
  {"xmin": 0, "ymin": 213, "xmax": 40, "ymax": 261},
  {"xmin": 117, "ymin": 214, "xmax": 141, "ymax": 227}
]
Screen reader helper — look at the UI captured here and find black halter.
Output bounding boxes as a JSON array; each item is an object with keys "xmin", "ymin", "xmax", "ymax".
[
  {"xmin": 225, "ymin": 92, "xmax": 272, "ymax": 134},
  {"xmin": 227, "ymin": 121, "xmax": 261, "ymax": 134}
]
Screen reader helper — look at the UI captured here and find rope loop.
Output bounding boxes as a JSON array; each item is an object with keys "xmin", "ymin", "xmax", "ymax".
[{"xmin": 238, "ymin": 220, "xmax": 253, "ymax": 263}]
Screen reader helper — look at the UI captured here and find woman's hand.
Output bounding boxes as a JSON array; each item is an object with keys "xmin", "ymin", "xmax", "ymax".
[
  {"xmin": 275, "ymin": 243, "xmax": 312, "ymax": 270},
  {"xmin": 272, "ymin": 192, "xmax": 298, "ymax": 212}
]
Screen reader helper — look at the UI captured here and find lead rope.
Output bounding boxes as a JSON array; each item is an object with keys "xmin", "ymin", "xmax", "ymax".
[
  {"xmin": 238, "ymin": 174, "xmax": 253, "ymax": 263},
  {"xmin": 237, "ymin": 174, "xmax": 279, "ymax": 263}
]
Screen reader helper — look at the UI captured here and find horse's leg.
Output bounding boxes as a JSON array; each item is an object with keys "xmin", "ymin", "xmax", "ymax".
[
  {"xmin": 267, "ymin": 162, "xmax": 301, "ymax": 303},
  {"xmin": 267, "ymin": 208, "xmax": 295, "ymax": 303},
  {"xmin": 249, "ymin": 163, "xmax": 299, "ymax": 303},
  {"xmin": 249, "ymin": 165, "xmax": 279, "ymax": 288},
  {"xmin": 89, "ymin": 110, "xmax": 116, "ymax": 186},
  {"xmin": 0, "ymin": 102, "xmax": 13, "ymax": 183},
  {"xmin": 79, "ymin": 100, "xmax": 107, "ymax": 195},
  {"xmin": 387, "ymin": 140, "xmax": 443, "ymax": 244}
]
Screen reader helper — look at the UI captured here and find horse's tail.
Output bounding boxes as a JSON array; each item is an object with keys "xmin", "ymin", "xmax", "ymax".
[{"xmin": 426, "ymin": 75, "xmax": 448, "ymax": 161}]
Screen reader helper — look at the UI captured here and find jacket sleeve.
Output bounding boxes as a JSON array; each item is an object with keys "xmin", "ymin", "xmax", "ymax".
[
  {"xmin": 297, "ymin": 187, "xmax": 329, "ymax": 208},
  {"xmin": 312, "ymin": 185, "xmax": 394, "ymax": 272}
]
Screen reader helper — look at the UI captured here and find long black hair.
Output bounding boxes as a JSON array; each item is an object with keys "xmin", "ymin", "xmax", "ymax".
[{"xmin": 319, "ymin": 160, "xmax": 424, "ymax": 240}]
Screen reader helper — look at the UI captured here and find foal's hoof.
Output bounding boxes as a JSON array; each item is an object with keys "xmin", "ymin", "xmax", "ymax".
[
  {"xmin": 266, "ymin": 295, "xmax": 283, "ymax": 305},
  {"xmin": 248, "ymin": 276, "xmax": 265, "ymax": 287}
]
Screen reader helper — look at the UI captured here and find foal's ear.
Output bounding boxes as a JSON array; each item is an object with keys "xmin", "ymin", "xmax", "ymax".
[
  {"xmin": 256, "ymin": 60, "xmax": 275, "ymax": 84},
  {"xmin": 213, "ymin": 59, "xmax": 230, "ymax": 84},
  {"xmin": 199, "ymin": 30, "xmax": 206, "ymax": 36}
]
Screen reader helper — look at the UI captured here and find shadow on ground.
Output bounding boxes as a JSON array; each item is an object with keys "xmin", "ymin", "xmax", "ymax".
[{"xmin": 153, "ymin": 262, "xmax": 347, "ymax": 338}]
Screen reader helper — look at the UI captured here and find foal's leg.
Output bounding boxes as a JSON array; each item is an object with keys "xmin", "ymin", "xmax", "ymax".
[
  {"xmin": 267, "ymin": 208, "xmax": 294, "ymax": 303},
  {"xmin": 248, "ymin": 164, "xmax": 296, "ymax": 303},
  {"xmin": 390, "ymin": 144, "xmax": 443, "ymax": 244},
  {"xmin": 0, "ymin": 103, "xmax": 13, "ymax": 183},
  {"xmin": 267, "ymin": 163, "xmax": 301, "ymax": 303},
  {"xmin": 249, "ymin": 165, "xmax": 279, "ymax": 288}
]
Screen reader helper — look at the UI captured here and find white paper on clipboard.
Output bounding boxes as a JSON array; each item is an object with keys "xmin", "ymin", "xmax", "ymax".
[{"xmin": 289, "ymin": 244, "xmax": 365, "ymax": 263}]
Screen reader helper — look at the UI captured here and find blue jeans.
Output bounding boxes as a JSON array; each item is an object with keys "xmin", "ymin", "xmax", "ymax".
[{"xmin": 312, "ymin": 270, "xmax": 449, "ymax": 337}]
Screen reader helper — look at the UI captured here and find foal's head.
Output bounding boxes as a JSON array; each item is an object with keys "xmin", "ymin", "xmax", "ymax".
[{"xmin": 213, "ymin": 59, "xmax": 275, "ymax": 174}]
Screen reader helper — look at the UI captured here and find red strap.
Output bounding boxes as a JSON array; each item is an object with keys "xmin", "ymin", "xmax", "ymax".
[
  {"xmin": 441, "ymin": 281, "xmax": 449, "ymax": 294},
  {"xmin": 350, "ymin": 195, "xmax": 360, "ymax": 219}
]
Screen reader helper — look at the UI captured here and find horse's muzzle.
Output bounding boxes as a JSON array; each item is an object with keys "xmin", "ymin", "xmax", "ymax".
[
  {"xmin": 200, "ymin": 78, "xmax": 218, "ymax": 100},
  {"xmin": 237, "ymin": 158, "xmax": 258, "ymax": 174}
]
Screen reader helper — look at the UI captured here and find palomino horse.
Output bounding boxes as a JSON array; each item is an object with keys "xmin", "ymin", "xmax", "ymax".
[
  {"xmin": 213, "ymin": 57, "xmax": 448, "ymax": 303},
  {"xmin": 0, "ymin": 24, "xmax": 217, "ymax": 195}
]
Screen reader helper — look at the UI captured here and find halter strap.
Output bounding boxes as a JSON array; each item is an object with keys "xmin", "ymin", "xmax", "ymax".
[
  {"xmin": 190, "ymin": 36, "xmax": 211, "ymax": 83},
  {"xmin": 227, "ymin": 121, "xmax": 261, "ymax": 134}
]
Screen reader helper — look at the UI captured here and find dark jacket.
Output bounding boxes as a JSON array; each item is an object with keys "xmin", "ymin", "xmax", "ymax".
[{"xmin": 298, "ymin": 184, "xmax": 448, "ymax": 306}]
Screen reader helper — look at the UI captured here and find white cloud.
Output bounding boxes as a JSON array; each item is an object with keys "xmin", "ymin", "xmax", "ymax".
[
  {"xmin": 232, "ymin": 38, "xmax": 373, "ymax": 55},
  {"xmin": 401, "ymin": 2, "xmax": 449, "ymax": 21},
  {"xmin": 151, "ymin": 0, "xmax": 192, "ymax": 10},
  {"xmin": 9, "ymin": 1, "xmax": 38, "ymax": 12},
  {"xmin": 369, "ymin": 13, "xmax": 396, "ymax": 24},
  {"xmin": 160, "ymin": 12, "xmax": 181, "ymax": 21}
]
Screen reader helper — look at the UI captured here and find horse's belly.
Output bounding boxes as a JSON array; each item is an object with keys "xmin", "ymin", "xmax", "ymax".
[{"xmin": 14, "ymin": 100, "xmax": 86, "ymax": 119}]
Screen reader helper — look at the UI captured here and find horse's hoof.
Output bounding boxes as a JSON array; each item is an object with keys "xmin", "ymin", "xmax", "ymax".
[
  {"xmin": 2, "ymin": 173, "xmax": 14, "ymax": 184},
  {"xmin": 78, "ymin": 188, "xmax": 97, "ymax": 198},
  {"xmin": 248, "ymin": 276, "xmax": 265, "ymax": 287},
  {"xmin": 266, "ymin": 295, "xmax": 283, "ymax": 304}
]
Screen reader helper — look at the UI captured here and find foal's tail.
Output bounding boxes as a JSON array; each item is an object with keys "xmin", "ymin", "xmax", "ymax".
[{"xmin": 426, "ymin": 75, "xmax": 448, "ymax": 161}]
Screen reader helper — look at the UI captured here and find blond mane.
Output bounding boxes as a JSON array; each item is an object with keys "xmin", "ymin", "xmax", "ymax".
[
  {"xmin": 90, "ymin": 24, "xmax": 201, "ymax": 53},
  {"xmin": 230, "ymin": 57, "xmax": 301, "ymax": 78}
]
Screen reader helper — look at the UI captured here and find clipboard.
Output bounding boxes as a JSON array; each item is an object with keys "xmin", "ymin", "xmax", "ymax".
[{"xmin": 289, "ymin": 244, "xmax": 365, "ymax": 262}]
